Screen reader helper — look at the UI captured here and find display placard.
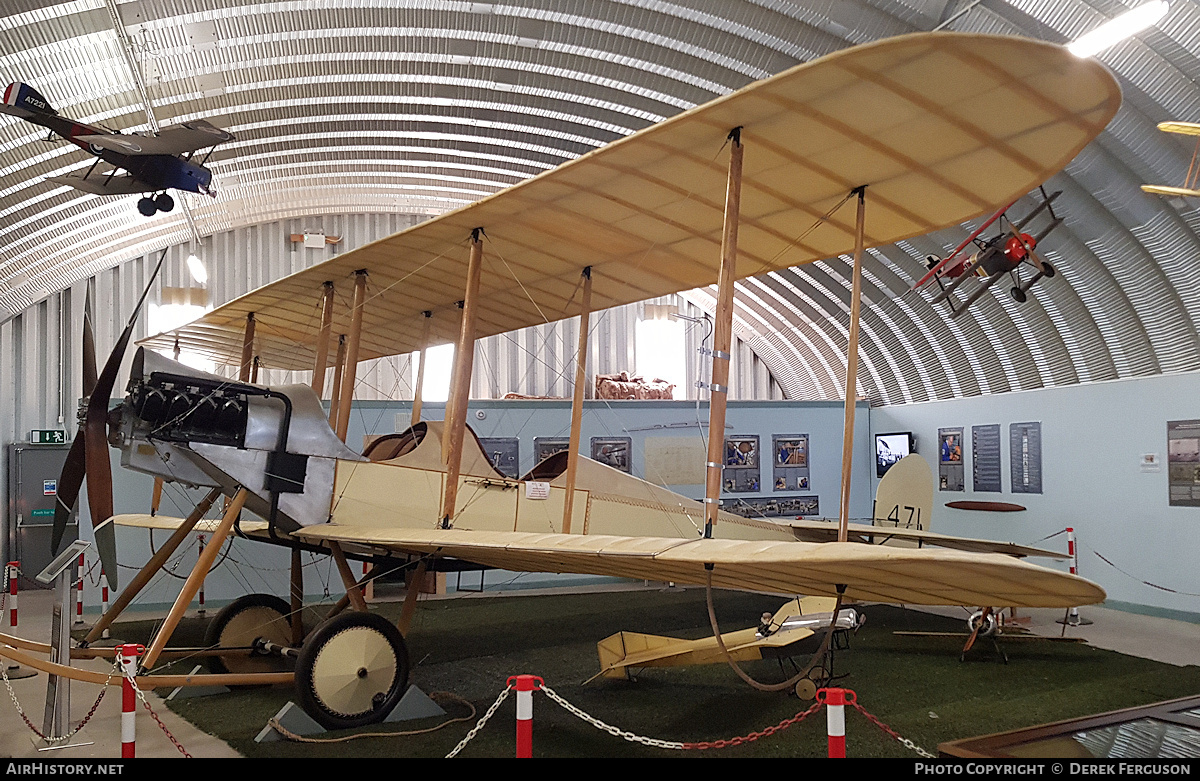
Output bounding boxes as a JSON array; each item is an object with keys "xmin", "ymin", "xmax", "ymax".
[
  {"xmin": 1009, "ymin": 422, "xmax": 1043, "ymax": 494},
  {"xmin": 1167, "ymin": 420, "xmax": 1200, "ymax": 507},
  {"xmin": 938, "ymin": 427, "xmax": 964, "ymax": 491},
  {"xmin": 971, "ymin": 424, "xmax": 1002, "ymax": 493},
  {"xmin": 721, "ymin": 495, "xmax": 819, "ymax": 518}
]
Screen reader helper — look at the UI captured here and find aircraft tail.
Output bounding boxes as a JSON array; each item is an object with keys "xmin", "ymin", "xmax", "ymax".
[
  {"xmin": 594, "ymin": 630, "xmax": 678, "ymax": 680},
  {"xmin": 872, "ymin": 453, "xmax": 934, "ymax": 537},
  {"xmin": 1, "ymin": 82, "xmax": 58, "ymax": 119}
]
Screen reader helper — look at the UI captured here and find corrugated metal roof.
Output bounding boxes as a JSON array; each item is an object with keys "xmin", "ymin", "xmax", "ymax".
[{"xmin": 2, "ymin": 0, "xmax": 1199, "ymax": 404}]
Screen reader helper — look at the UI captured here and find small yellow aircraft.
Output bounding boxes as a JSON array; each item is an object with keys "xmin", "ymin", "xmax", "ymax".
[
  {"xmin": 2, "ymin": 31, "xmax": 1121, "ymax": 732},
  {"xmin": 1141, "ymin": 121, "xmax": 1200, "ymax": 198},
  {"xmin": 591, "ymin": 595, "xmax": 861, "ymax": 697}
]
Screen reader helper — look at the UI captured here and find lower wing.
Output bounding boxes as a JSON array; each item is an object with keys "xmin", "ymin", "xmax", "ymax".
[{"xmin": 292, "ymin": 525, "xmax": 1104, "ymax": 608}]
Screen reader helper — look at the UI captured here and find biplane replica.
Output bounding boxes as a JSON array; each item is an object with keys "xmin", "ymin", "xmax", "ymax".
[
  {"xmin": 0, "ymin": 81, "xmax": 233, "ymax": 216},
  {"xmin": 0, "ymin": 31, "xmax": 1120, "ymax": 733},
  {"xmin": 913, "ymin": 186, "xmax": 1066, "ymax": 318},
  {"xmin": 1141, "ymin": 121, "xmax": 1200, "ymax": 199},
  {"xmin": 895, "ymin": 605, "xmax": 1087, "ymax": 664}
]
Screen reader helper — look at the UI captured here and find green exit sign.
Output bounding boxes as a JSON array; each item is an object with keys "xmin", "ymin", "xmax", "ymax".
[{"xmin": 30, "ymin": 429, "xmax": 66, "ymax": 445}]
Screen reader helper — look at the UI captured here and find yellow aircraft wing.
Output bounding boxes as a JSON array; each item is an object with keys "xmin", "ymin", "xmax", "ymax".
[
  {"xmin": 139, "ymin": 32, "xmax": 1119, "ymax": 371},
  {"xmin": 111, "ymin": 513, "xmax": 270, "ymax": 534},
  {"xmin": 291, "ymin": 525, "xmax": 1105, "ymax": 608},
  {"xmin": 1157, "ymin": 121, "xmax": 1200, "ymax": 136},
  {"xmin": 1140, "ymin": 184, "xmax": 1200, "ymax": 198}
]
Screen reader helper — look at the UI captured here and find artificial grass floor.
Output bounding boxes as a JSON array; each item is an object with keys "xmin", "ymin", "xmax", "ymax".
[{"xmin": 99, "ymin": 587, "xmax": 1200, "ymax": 758}]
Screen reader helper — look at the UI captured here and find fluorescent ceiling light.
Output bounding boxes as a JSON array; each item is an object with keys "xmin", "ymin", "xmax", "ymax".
[
  {"xmin": 186, "ymin": 254, "xmax": 208, "ymax": 285},
  {"xmin": 1068, "ymin": 1, "xmax": 1168, "ymax": 58}
]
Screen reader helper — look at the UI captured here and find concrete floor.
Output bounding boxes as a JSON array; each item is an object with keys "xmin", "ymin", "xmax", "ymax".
[
  {"xmin": 0, "ymin": 587, "xmax": 239, "ymax": 760},
  {"xmin": 1, "ymin": 585, "xmax": 1197, "ymax": 760}
]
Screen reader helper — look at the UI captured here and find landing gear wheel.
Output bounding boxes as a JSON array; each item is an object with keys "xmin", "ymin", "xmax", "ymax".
[
  {"xmin": 295, "ymin": 611, "xmax": 410, "ymax": 731},
  {"xmin": 1043, "ymin": 261, "xmax": 1055, "ymax": 278},
  {"xmin": 137, "ymin": 197, "xmax": 156, "ymax": 217},
  {"xmin": 794, "ymin": 678, "xmax": 817, "ymax": 700},
  {"xmin": 204, "ymin": 593, "xmax": 295, "ymax": 675},
  {"xmin": 155, "ymin": 192, "xmax": 174, "ymax": 213},
  {"xmin": 1010, "ymin": 287, "xmax": 1027, "ymax": 303}
]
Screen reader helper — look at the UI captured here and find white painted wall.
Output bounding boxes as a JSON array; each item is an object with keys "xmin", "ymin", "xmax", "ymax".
[{"xmin": 869, "ymin": 371, "xmax": 1200, "ymax": 619}]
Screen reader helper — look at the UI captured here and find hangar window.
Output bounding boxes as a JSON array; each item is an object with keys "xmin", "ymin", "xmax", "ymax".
[
  {"xmin": 636, "ymin": 303, "xmax": 686, "ymax": 396},
  {"xmin": 149, "ymin": 287, "xmax": 212, "ymax": 373}
]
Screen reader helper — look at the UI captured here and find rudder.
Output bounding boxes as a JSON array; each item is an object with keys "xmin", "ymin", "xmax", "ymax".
[{"xmin": 1, "ymin": 82, "xmax": 57, "ymax": 118}]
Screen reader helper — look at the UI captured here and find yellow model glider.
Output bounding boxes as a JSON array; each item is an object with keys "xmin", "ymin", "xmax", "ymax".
[{"xmin": 1141, "ymin": 121, "xmax": 1200, "ymax": 198}]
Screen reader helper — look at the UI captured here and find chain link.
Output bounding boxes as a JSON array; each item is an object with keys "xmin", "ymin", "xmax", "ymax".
[
  {"xmin": 445, "ymin": 684, "xmax": 513, "ymax": 758},
  {"xmin": 850, "ymin": 700, "xmax": 936, "ymax": 758},
  {"xmin": 122, "ymin": 662, "xmax": 192, "ymax": 758},
  {"xmin": 540, "ymin": 683, "xmax": 685, "ymax": 750},
  {"xmin": 683, "ymin": 699, "xmax": 823, "ymax": 750},
  {"xmin": 1, "ymin": 656, "xmax": 116, "ymax": 743}
]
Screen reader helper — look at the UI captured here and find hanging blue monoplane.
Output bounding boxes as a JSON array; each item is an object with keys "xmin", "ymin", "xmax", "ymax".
[{"xmin": 1, "ymin": 82, "xmax": 233, "ymax": 216}]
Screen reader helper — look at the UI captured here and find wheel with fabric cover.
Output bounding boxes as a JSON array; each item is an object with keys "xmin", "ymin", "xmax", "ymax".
[
  {"xmin": 155, "ymin": 192, "xmax": 174, "ymax": 212},
  {"xmin": 137, "ymin": 197, "xmax": 156, "ymax": 216},
  {"xmin": 204, "ymin": 593, "xmax": 295, "ymax": 675},
  {"xmin": 295, "ymin": 611, "xmax": 410, "ymax": 730},
  {"xmin": 1010, "ymin": 287, "xmax": 1027, "ymax": 303}
]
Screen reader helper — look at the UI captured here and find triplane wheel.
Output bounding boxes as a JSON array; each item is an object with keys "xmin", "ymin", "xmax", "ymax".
[
  {"xmin": 204, "ymin": 593, "xmax": 295, "ymax": 675},
  {"xmin": 295, "ymin": 611, "xmax": 411, "ymax": 731}
]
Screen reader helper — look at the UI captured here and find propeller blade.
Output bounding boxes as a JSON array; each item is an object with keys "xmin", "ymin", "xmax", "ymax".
[
  {"xmin": 82, "ymin": 324, "xmax": 135, "ymax": 590},
  {"xmin": 52, "ymin": 290, "xmax": 100, "ymax": 556},
  {"xmin": 51, "ymin": 430, "xmax": 87, "ymax": 555},
  {"xmin": 82, "ymin": 295, "xmax": 97, "ymax": 397},
  {"xmin": 79, "ymin": 247, "xmax": 169, "ymax": 591},
  {"xmin": 1007, "ymin": 223, "xmax": 1046, "ymax": 274}
]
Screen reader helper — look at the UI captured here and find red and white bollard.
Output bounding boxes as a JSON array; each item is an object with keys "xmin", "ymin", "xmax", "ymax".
[
  {"xmin": 1064, "ymin": 527, "xmax": 1087, "ymax": 626},
  {"xmin": 7, "ymin": 561, "xmax": 17, "ymax": 630},
  {"xmin": 119, "ymin": 644, "xmax": 145, "ymax": 759},
  {"xmin": 818, "ymin": 687, "xmax": 855, "ymax": 758},
  {"xmin": 75, "ymin": 553, "xmax": 85, "ymax": 625},
  {"xmin": 509, "ymin": 674, "xmax": 544, "ymax": 758}
]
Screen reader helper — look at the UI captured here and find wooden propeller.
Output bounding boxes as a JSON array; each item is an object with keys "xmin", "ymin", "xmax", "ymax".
[{"xmin": 52, "ymin": 249, "xmax": 169, "ymax": 590}]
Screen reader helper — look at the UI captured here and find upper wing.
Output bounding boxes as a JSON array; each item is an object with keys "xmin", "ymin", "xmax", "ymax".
[
  {"xmin": 77, "ymin": 119, "xmax": 233, "ymax": 156},
  {"xmin": 292, "ymin": 525, "xmax": 1105, "ymax": 608},
  {"xmin": 138, "ymin": 32, "xmax": 1120, "ymax": 371}
]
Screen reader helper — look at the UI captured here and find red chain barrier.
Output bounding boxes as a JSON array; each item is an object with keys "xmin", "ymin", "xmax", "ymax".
[{"xmin": 682, "ymin": 699, "xmax": 824, "ymax": 750}]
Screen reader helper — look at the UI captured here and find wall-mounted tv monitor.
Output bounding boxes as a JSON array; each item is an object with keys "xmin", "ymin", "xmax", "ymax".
[{"xmin": 875, "ymin": 432, "xmax": 915, "ymax": 477}]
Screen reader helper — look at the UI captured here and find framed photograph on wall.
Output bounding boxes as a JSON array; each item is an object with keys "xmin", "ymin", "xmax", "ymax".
[{"xmin": 591, "ymin": 437, "xmax": 632, "ymax": 473}]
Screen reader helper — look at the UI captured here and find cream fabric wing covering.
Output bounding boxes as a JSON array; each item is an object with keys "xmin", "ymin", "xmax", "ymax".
[{"xmin": 139, "ymin": 32, "xmax": 1120, "ymax": 372}]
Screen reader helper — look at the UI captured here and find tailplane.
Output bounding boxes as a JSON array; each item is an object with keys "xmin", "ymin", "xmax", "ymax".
[{"xmin": 1, "ymin": 82, "xmax": 58, "ymax": 119}]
